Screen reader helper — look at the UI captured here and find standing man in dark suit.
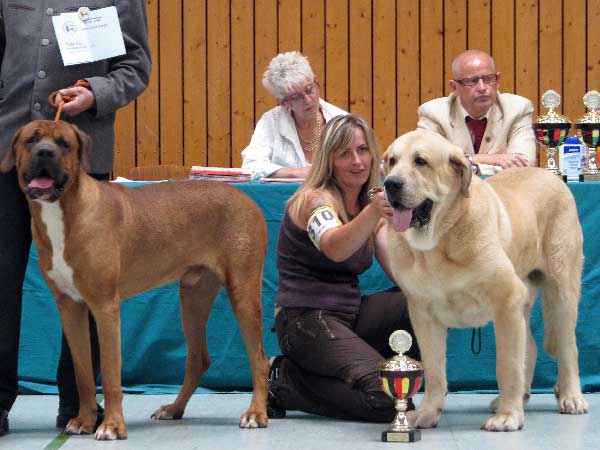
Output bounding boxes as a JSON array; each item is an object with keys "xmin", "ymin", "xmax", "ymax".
[
  {"xmin": 417, "ymin": 49, "xmax": 537, "ymax": 176},
  {"xmin": 0, "ymin": 0, "xmax": 151, "ymax": 436}
]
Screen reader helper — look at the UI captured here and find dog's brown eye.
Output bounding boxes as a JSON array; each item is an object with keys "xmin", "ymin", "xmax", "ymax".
[
  {"xmin": 57, "ymin": 137, "xmax": 70, "ymax": 149},
  {"xmin": 25, "ymin": 133, "xmax": 39, "ymax": 145},
  {"xmin": 415, "ymin": 156, "xmax": 428, "ymax": 167},
  {"xmin": 388, "ymin": 157, "xmax": 396, "ymax": 167}
]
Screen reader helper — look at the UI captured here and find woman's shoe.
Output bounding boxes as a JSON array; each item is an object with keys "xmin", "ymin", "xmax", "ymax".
[{"xmin": 267, "ymin": 356, "xmax": 286, "ymax": 419}]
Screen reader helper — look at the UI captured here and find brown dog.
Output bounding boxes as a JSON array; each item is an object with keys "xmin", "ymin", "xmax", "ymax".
[
  {"xmin": 1, "ymin": 120, "xmax": 270, "ymax": 440},
  {"xmin": 382, "ymin": 129, "xmax": 588, "ymax": 431}
]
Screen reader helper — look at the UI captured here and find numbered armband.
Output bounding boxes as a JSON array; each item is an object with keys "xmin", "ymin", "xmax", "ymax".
[{"xmin": 307, "ymin": 205, "xmax": 342, "ymax": 250}]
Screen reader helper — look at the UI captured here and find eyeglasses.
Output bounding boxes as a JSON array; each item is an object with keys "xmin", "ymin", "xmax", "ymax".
[
  {"xmin": 454, "ymin": 74, "xmax": 498, "ymax": 88},
  {"xmin": 285, "ymin": 84, "xmax": 317, "ymax": 103}
]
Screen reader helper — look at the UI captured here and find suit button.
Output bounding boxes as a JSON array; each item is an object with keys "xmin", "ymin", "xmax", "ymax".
[
  {"xmin": 41, "ymin": 38, "xmax": 50, "ymax": 46},
  {"xmin": 38, "ymin": 70, "xmax": 46, "ymax": 79},
  {"xmin": 46, "ymin": 8, "xmax": 54, "ymax": 15}
]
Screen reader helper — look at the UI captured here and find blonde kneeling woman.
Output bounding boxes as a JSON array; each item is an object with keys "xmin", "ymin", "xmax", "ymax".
[{"xmin": 267, "ymin": 114, "xmax": 420, "ymax": 421}]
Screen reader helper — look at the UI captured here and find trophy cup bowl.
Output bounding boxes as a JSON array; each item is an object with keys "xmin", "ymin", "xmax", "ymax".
[
  {"xmin": 533, "ymin": 90, "xmax": 571, "ymax": 177},
  {"xmin": 379, "ymin": 330, "xmax": 423, "ymax": 443},
  {"xmin": 575, "ymin": 90, "xmax": 600, "ymax": 181}
]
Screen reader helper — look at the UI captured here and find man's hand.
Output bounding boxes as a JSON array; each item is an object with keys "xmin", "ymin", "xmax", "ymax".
[
  {"xmin": 473, "ymin": 152, "xmax": 529, "ymax": 169},
  {"xmin": 55, "ymin": 86, "xmax": 96, "ymax": 116}
]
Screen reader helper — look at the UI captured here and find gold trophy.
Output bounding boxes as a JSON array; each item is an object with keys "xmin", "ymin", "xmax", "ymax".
[
  {"xmin": 379, "ymin": 330, "xmax": 423, "ymax": 443},
  {"xmin": 533, "ymin": 90, "xmax": 572, "ymax": 176},
  {"xmin": 575, "ymin": 90, "xmax": 600, "ymax": 181}
]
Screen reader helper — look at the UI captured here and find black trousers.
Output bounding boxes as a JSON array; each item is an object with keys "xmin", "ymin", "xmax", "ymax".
[
  {"xmin": 273, "ymin": 287, "xmax": 420, "ymax": 422},
  {"xmin": 0, "ymin": 168, "xmax": 103, "ymax": 413}
]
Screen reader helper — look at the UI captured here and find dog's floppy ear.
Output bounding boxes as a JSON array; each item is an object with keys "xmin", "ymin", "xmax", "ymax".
[
  {"xmin": 71, "ymin": 124, "xmax": 92, "ymax": 173},
  {"xmin": 0, "ymin": 129, "xmax": 21, "ymax": 173},
  {"xmin": 449, "ymin": 153, "xmax": 472, "ymax": 198}
]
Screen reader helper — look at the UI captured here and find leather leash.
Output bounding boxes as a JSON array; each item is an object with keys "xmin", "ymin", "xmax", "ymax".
[{"xmin": 48, "ymin": 79, "xmax": 91, "ymax": 121}]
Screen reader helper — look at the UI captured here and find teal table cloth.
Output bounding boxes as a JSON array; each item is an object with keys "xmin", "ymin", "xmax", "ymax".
[{"xmin": 17, "ymin": 181, "xmax": 600, "ymax": 394}]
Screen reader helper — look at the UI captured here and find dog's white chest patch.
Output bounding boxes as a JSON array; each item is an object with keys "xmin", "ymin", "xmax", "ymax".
[{"xmin": 38, "ymin": 201, "xmax": 84, "ymax": 303}]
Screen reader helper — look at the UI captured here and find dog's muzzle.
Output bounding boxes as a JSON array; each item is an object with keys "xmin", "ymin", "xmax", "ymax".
[
  {"xmin": 384, "ymin": 176, "xmax": 434, "ymax": 232},
  {"xmin": 24, "ymin": 145, "xmax": 68, "ymax": 201}
]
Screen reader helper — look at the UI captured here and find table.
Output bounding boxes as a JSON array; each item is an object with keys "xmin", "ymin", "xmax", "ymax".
[{"xmin": 18, "ymin": 181, "xmax": 600, "ymax": 394}]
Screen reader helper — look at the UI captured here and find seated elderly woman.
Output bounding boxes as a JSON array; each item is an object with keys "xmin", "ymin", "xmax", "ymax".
[{"xmin": 241, "ymin": 51, "xmax": 347, "ymax": 180}]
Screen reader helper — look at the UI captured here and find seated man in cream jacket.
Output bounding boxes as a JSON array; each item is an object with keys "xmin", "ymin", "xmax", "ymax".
[{"xmin": 417, "ymin": 49, "xmax": 537, "ymax": 176}]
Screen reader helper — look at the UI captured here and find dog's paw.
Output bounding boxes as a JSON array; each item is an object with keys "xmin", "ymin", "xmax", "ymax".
[
  {"xmin": 481, "ymin": 410, "xmax": 524, "ymax": 432},
  {"xmin": 151, "ymin": 404, "xmax": 184, "ymax": 420},
  {"xmin": 406, "ymin": 408, "xmax": 441, "ymax": 429},
  {"xmin": 64, "ymin": 417, "xmax": 95, "ymax": 435},
  {"xmin": 558, "ymin": 393, "xmax": 589, "ymax": 414},
  {"xmin": 94, "ymin": 419, "xmax": 128, "ymax": 440},
  {"xmin": 239, "ymin": 409, "xmax": 268, "ymax": 428}
]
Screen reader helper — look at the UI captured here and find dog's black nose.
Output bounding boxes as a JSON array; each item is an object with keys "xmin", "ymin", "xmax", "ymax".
[
  {"xmin": 384, "ymin": 176, "xmax": 403, "ymax": 193},
  {"xmin": 34, "ymin": 145, "xmax": 56, "ymax": 160}
]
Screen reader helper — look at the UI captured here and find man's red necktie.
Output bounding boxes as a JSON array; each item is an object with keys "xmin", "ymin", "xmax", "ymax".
[{"xmin": 465, "ymin": 116, "xmax": 487, "ymax": 154}]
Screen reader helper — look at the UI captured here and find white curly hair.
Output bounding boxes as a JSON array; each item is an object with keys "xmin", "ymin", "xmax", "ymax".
[{"xmin": 262, "ymin": 51, "xmax": 315, "ymax": 100}]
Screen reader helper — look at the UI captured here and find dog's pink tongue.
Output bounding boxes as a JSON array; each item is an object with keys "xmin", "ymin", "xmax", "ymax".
[
  {"xmin": 28, "ymin": 178, "xmax": 54, "ymax": 189},
  {"xmin": 392, "ymin": 208, "xmax": 413, "ymax": 232}
]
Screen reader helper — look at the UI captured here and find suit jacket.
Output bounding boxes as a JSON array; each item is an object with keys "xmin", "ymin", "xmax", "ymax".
[
  {"xmin": 417, "ymin": 92, "xmax": 537, "ymax": 175},
  {"xmin": 0, "ymin": 0, "xmax": 151, "ymax": 174}
]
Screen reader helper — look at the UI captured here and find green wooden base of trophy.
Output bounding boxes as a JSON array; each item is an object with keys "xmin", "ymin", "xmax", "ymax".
[
  {"xmin": 579, "ymin": 172, "xmax": 600, "ymax": 182},
  {"xmin": 382, "ymin": 429, "xmax": 421, "ymax": 443}
]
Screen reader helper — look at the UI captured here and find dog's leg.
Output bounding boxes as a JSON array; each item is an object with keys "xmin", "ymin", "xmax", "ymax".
[
  {"xmin": 54, "ymin": 295, "xmax": 98, "ymax": 435},
  {"xmin": 490, "ymin": 285, "xmax": 537, "ymax": 413},
  {"xmin": 88, "ymin": 297, "xmax": 127, "ymax": 440},
  {"xmin": 405, "ymin": 302, "xmax": 447, "ymax": 429},
  {"xmin": 541, "ymin": 277, "xmax": 588, "ymax": 414},
  {"xmin": 226, "ymin": 272, "xmax": 269, "ymax": 428},
  {"xmin": 484, "ymin": 280, "xmax": 526, "ymax": 431},
  {"xmin": 151, "ymin": 268, "xmax": 220, "ymax": 421}
]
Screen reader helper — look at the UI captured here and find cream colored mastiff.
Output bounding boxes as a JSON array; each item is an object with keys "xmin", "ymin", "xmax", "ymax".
[
  {"xmin": 382, "ymin": 129, "xmax": 589, "ymax": 431},
  {"xmin": 1, "ymin": 120, "xmax": 270, "ymax": 440}
]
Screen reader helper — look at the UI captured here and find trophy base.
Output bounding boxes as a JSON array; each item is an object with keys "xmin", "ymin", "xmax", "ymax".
[
  {"xmin": 579, "ymin": 173, "xmax": 600, "ymax": 182},
  {"xmin": 382, "ymin": 429, "xmax": 421, "ymax": 443}
]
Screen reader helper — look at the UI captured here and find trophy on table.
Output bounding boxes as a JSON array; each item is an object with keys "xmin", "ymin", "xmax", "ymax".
[
  {"xmin": 575, "ymin": 90, "xmax": 600, "ymax": 181},
  {"xmin": 533, "ymin": 90, "xmax": 572, "ymax": 176},
  {"xmin": 378, "ymin": 330, "xmax": 423, "ymax": 443}
]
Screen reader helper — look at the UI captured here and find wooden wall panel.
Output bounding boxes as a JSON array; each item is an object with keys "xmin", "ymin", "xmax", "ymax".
[
  {"xmin": 278, "ymin": 0, "xmax": 302, "ymax": 54},
  {"xmin": 467, "ymin": 0, "xmax": 490, "ymax": 53},
  {"xmin": 231, "ymin": 0, "xmax": 254, "ymax": 167},
  {"xmin": 207, "ymin": 1, "xmax": 230, "ymax": 167},
  {"xmin": 135, "ymin": 0, "xmax": 159, "ymax": 167},
  {"xmin": 254, "ymin": 0, "xmax": 278, "ymax": 120},
  {"xmin": 110, "ymin": 1, "xmax": 599, "ymax": 176},
  {"xmin": 325, "ymin": 0, "xmax": 349, "ymax": 111},
  {"xmin": 491, "ymin": 1, "xmax": 515, "ymax": 95},
  {"xmin": 159, "ymin": 0, "xmax": 183, "ymax": 165},
  {"xmin": 515, "ymin": 1, "xmax": 539, "ymax": 117},
  {"xmin": 563, "ymin": 0, "xmax": 587, "ymax": 122},
  {"xmin": 396, "ymin": 0, "xmax": 420, "ymax": 135},
  {"xmin": 373, "ymin": 0, "xmax": 397, "ymax": 151},
  {"xmin": 444, "ymin": 0, "xmax": 467, "ymax": 96},
  {"xmin": 420, "ymin": 0, "xmax": 444, "ymax": 104},
  {"xmin": 183, "ymin": 0, "xmax": 207, "ymax": 167},
  {"xmin": 302, "ymin": 0, "xmax": 325, "ymax": 89},
  {"xmin": 349, "ymin": 0, "xmax": 373, "ymax": 123}
]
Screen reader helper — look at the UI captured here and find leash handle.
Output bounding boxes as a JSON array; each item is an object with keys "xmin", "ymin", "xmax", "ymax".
[
  {"xmin": 48, "ymin": 80, "xmax": 91, "ymax": 121},
  {"xmin": 471, "ymin": 327, "xmax": 482, "ymax": 355}
]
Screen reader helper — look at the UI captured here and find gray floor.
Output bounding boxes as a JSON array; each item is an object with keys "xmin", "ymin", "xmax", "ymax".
[{"xmin": 1, "ymin": 393, "xmax": 598, "ymax": 450}]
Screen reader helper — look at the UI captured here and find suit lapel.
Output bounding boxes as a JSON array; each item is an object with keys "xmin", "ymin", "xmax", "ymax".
[{"xmin": 449, "ymin": 95, "xmax": 475, "ymax": 153}]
